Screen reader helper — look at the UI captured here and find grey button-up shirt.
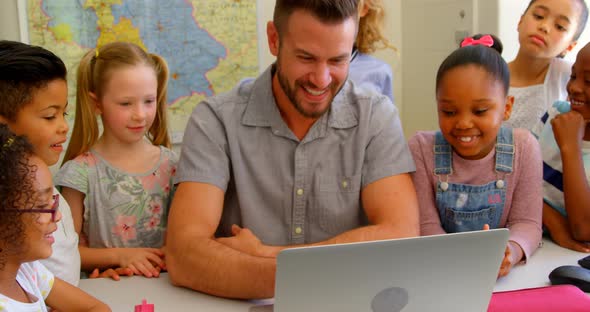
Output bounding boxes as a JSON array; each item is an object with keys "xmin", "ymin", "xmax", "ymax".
[{"xmin": 175, "ymin": 66, "xmax": 415, "ymax": 245}]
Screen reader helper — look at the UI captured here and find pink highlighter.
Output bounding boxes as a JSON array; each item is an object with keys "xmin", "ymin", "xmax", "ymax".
[{"xmin": 134, "ymin": 299, "xmax": 154, "ymax": 312}]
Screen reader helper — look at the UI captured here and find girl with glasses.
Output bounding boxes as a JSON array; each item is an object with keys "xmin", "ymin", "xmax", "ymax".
[{"xmin": 0, "ymin": 124, "xmax": 109, "ymax": 311}]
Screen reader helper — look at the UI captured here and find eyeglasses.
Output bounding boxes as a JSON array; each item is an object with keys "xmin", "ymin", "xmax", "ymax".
[{"xmin": 20, "ymin": 194, "xmax": 60, "ymax": 222}]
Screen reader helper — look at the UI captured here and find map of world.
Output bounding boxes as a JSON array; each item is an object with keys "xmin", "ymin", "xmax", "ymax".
[{"xmin": 26, "ymin": 0, "xmax": 259, "ymax": 135}]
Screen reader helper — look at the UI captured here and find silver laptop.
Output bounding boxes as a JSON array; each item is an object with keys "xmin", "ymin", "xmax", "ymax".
[{"xmin": 267, "ymin": 229, "xmax": 509, "ymax": 312}]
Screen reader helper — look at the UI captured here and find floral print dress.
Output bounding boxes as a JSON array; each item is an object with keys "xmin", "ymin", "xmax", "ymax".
[{"xmin": 55, "ymin": 147, "xmax": 178, "ymax": 248}]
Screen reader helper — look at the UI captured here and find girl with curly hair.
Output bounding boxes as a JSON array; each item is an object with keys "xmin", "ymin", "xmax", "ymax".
[{"xmin": 0, "ymin": 124, "xmax": 109, "ymax": 311}]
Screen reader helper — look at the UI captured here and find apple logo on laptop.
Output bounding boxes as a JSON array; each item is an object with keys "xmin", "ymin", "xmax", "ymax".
[{"xmin": 371, "ymin": 287, "xmax": 409, "ymax": 312}]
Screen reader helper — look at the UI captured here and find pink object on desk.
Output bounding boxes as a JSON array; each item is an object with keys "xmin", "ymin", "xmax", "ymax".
[
  {"xmin": 487, "ymin": 285, "xmax": 590, "ymax": 312},
  {"xmin": 134, "ymin": 299, "xmax": 154, "ymax": 312}
]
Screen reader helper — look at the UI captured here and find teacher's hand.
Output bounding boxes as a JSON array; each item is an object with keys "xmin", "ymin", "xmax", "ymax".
[{"xmin": 217, "ymin": 224, "xmax": 277, "ymax": 258}]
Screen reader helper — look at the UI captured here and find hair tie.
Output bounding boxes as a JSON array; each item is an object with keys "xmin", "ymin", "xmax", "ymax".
[
  {"xmin": 2, "ymin": 137, "xmax": 14, "ymax": 149},
  {"xmin": 461, "ymin": 35, "xmax": 494, "ymax": 48},
  {"xmin": 95, "ymin": 48, "xmax": 99, "ymax": 58}
]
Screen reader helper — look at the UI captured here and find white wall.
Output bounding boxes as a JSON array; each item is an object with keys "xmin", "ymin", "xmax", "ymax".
[
  {"xmin": 401, "ymin": 0, "xmax": 478, "ymax": 136},
  {"xmin": 256, "ymin": 0, "xmax": 276, "ymax": 70},
  {"xmin": 496, "ymin": 0, "xmax": 528, "ymax": 62},
  {"xmin": 0, "ymin": 0, "xmax": 20, "ymax": 41}
]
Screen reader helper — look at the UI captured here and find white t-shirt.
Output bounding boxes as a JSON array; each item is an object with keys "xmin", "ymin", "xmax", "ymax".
[
  {"xmin": 533, "ymin": 109, "xmax": 590, "ymax": 216},
  {"xmin": 0, "ymin": 261, "xmax": 54, "ymax": 312},
  {"xmin": 38, "ymin": 187, "xmax": 80, "ymax": 286},
  {"xmin": 507, "ymin": 58, "xmax": 572, "ymax": 131}
]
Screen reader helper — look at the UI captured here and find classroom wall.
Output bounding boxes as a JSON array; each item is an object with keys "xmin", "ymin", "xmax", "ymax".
[
  {"xmin": 1, "ymin": 0, "xmax": 589, "ymax": 139},
  {"xmin": 0, "ymin": 0, "xmax": 20, "ymax": 41},
  {"xmin": 0, "ymin": 0, "xmax": 400, "ymax": 139},
  {"xmin": 0, "ymin": 1, "xmax": 398, "ymax": 102},
  {"xmin": 399, "ymin": 0, "xmax": 590, "ymax": 137}
]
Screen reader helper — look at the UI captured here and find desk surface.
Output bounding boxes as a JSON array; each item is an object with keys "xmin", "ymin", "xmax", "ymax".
[
  {"xmin": 494, "ymin": 239, "xmax": 587, "ymax": 292},
  {"xmin": 80, "ymin": 274, "xmax": 259, "ymax": 311},
  {"xmin": 79, "ymin": 239, "xmax": 588, "ymax": 311}
]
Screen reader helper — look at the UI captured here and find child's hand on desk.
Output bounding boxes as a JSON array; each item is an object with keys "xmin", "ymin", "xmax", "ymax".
[
  {"xmin": 117, "ymin": 248, "xmax": 166, "ymax": 278},
  {"xmin": 89, "ymin": 267, "xmax": 134, "ymax": 281},
  {"xmin": 551, "ymin": 227, "xmax": 590, "ymax": 253},
  {"xmin": 216, "ymin": 224, "xmax": 278, "ymax": 258},
  {"xmin": 548, "ymin": 217, "xmax": 590, "ymax": 253},
  {"xmin": 544, "ymin": 203, "xmax": 590, "ymax": 253},
  {"xmin": 498, "ymin": 245, "xmax": 513, "ymax": 277},
  {"xmin": 482, "ymin": 225, "xmax": 521, "ymax": 277},
  {"xmin": 498, "ymin": 242, "xmax": 524, "ymax": 278}
]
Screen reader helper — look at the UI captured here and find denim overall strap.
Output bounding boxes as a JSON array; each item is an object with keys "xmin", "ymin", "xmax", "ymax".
[
  {"xmin": 434, "ymin": 128, "xmax": 513, "ymax": 233},
  {"xmin": 434, "ymin": 131, "xmax": 452, "ymax": 175},
  {"xmin": 495, "ymin": 126, "xmax": 514, "ymax": 173}
]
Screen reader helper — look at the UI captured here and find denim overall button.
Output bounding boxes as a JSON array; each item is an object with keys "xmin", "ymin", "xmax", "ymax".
[
  {"xmin": 496, "ymin": 180, "xmax": 505, "ymax": 189},
  {"xmin": 440, "ymin": 182, "xmax": 449, "ymax": 192}
]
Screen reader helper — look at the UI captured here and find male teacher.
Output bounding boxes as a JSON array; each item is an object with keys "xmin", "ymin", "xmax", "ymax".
[{"xmin": 167, "ymin": 0, "xmax": 419, "ymax": 299}]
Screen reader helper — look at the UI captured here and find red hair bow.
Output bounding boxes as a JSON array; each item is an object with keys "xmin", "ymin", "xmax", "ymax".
[{"xmin": 460, "ymin": 35, "xmax": 494, "ymax": 48}]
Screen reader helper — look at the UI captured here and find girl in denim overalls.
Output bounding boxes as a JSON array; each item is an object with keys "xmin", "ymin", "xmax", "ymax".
[{"xmin": 409, "ymin": 34, "xmax": 543, "ymax": 277}]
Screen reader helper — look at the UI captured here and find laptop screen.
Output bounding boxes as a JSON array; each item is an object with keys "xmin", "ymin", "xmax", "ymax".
[{"xmin": 273, "ymin": 229, "xmax": 509, "ymax": 312}]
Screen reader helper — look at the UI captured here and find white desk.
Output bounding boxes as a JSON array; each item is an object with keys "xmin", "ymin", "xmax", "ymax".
[
  {"xmin": 494, "ymin": 239, "xmax": 587, "ymax": 292},
  {"xmin": 79, "ymin": 239, "xmax": 588, "ymax": 311},
  {"xmin": 79, "ymin": 274, "xmax": 260, "ymax": 311}
]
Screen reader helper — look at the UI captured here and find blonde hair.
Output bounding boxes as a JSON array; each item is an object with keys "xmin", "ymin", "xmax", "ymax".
[
  {"xmin": 63, "ymin": 42, "xmax": 171, "ymax": 165},
  {"xmin": 356, "ymin": 0, "xmax": 397, "ymax": 54}
]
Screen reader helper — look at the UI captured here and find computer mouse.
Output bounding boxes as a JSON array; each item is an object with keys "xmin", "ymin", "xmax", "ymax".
[
  {"xmin": 579, "ymin": 255, "xmax": 590, "ymax": 270},
  {"xmin": 549, "ymin": 265, "xmax": 590, "ymax": 292}
]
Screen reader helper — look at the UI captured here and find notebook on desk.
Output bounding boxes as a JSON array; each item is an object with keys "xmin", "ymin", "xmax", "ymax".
[{"xmin": 262, "ymin": 229, "xmax": 509, "ymax": 312}]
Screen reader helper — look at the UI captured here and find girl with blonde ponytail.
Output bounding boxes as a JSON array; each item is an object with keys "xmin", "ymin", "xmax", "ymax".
[{"xmin": 56, "ymin": 42, "xmax": 177, "ymax": 280}]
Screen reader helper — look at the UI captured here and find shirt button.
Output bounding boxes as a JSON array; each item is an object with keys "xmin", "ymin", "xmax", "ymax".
[
  {"xmin": 342, "ymin": 180, "xmax": 348, "ymax": 188},
  {"xmin": 295, "ymin": 227, "xmax": 302, "ymax": 234},
  {"xmin": 296, "ymin": 188, "xmax": 304, "ymax": 196}
]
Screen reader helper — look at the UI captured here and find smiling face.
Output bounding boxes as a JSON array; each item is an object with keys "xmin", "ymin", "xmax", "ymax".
[
  {"xmin": 566, "ymin": 44, "xmax": 590, "ymax": 137},
  {"xmin": 1, "ymin": 79, "xmax": 68, "ymax": 166},
  {"xmin": 267, "ymin": 9, "xmax": 356, "ymax": 119},
  {"xmin": 437, "ymin": 65, "xmax": 513, "ymax": 160},
  {"xmin": 94, "ymin": 64, "xmax": 158, "ymax": 145},
  {"xmin": 517, "ymin": 0, "xmax": 581, "ymax": 59},
  {"xmin": 21, "ymin": 155, "xmax": 61, "ymax": 262}
]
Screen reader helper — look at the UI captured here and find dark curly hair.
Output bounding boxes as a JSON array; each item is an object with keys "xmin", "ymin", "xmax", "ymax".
[
  {"xmin": 0, "ymin": 123, "xmax": 36, "ymax": 269},
  {"xmin": 0, "ymin": 40, "xmax": 67, "ymax": 122}
]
